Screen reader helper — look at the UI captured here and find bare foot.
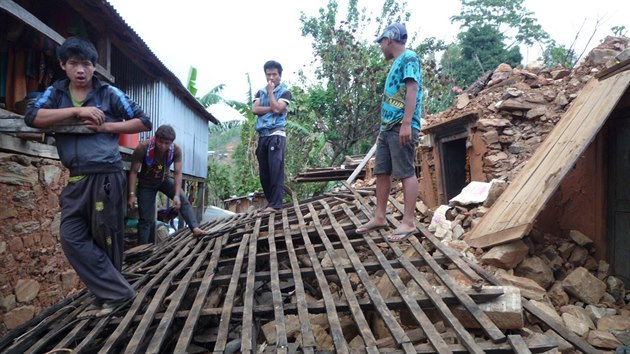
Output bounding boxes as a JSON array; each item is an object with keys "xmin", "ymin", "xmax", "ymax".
[
  {"xmin": 192, "ymin": 227, "xmax": 206, "ymax": 237},
  {"xmin": 355, "ymin": 220, "xmax": 389, "ymax": 234}
]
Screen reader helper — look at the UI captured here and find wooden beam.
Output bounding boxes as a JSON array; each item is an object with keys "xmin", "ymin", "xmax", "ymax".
[
  {"xmin": 345, "ymin": 143, "xmax": 377, "ymax": 185},
  {"xmin": 0, "ymin": 118, "xmax": 94, "ymax": 134},
  {"xmin": 465, "ymin": 224, "xmax": 531, "ymax": 249},
  {"xmin": 0, "ymin": 0, "xmax": 114, "ymax": 83},
  {"xmin": 0, "ymin": 133, "xmax": 58, "ymax": 159},
  {"xmin": 596, "ymin": 48, "xmax": 630, "ymax": 80}
]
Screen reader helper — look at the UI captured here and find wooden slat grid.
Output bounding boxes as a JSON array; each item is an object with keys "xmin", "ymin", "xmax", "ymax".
[{"xmin": 0, "ymin": 189, "xmax": 561, "ymax": 354}]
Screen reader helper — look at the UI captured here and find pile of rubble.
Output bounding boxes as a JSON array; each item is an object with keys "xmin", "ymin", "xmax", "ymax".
[{"xmin": 421, "ymin": 36, "xmax": 629, "ymax": 183}]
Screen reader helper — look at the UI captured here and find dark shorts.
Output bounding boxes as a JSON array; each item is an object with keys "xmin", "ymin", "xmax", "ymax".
[{"xmin": 374, "ymin": 125, "xmax": 419, "ymax": 179}]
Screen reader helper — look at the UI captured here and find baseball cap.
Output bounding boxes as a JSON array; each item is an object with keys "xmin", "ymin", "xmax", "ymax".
[{"xmin": 374, "ymin": 23, "xmax": 408, "ymax": 43}]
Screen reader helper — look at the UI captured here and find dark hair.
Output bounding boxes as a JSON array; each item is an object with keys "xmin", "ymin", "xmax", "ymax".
[
  {"xmin": 263, "ymin": 60, "xmax": 283, "ymax": 76},
  {"xmin": 58, "ymin": 37, "xmax": 99, "ymax": 65},
  {"xmin": 155, "ymin": 124, "xmax": 176, "ymax": 141}
]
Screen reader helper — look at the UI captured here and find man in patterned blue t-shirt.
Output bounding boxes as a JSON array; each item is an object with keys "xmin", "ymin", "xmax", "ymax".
[{"xmin": 355, "ymin": 23, "xmax": 422, "ymax": 241}]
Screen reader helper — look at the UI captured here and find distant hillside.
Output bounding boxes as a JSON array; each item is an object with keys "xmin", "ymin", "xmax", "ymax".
[{"xmin": 208, "ymin": 125, "xmax": 243, "ymax": 164}]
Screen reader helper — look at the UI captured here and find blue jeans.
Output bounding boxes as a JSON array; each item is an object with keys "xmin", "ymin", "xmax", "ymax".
[{"xmin": 137, "ymin": 177, "xmax": 199, "ymax": 244}]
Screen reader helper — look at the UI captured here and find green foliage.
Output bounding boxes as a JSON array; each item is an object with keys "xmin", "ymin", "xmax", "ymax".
[
  {"xmin": 451, "ymin": 0, "xmax": 549, "ymax": 48},
  {"xmin": 230, "ymin": 108, "xmax": 262, "ymax": 197},
  {"xmin": 413, "ymin": 37, "xmax": 460, "ymax": 115},
  {"xmin": 187, "ymin": 66, "xmax": 197, "ymax": 96},
  {"xmin": 198, "ymin": 84, "xmax": 226, "ymax": 107},
  {"xmin": 541, "ymin": 39, "xmax": 578, "ymax": 68},
  {"xmin": 299, "ymin": 0, "xmax": 410, "ymax": 164},
  {"xmin": 283, "ymin": 85, "xmax": 334, "ymax": 198},
  {"xmin": 442, "ymin": 24, "xmax": 522, "ymax": 86},
  {"xmin": 206, "ymin": 160, "xmax": 232, "ymax": 206},
  {"xmin": 612, "ymin": 25, "xmax": 627, "ymax": 37}
]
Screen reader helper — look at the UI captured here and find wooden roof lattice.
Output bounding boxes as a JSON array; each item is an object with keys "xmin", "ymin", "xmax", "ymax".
[{"xmin": 1, "ymin": 185, "xmax": 590, "ymax": 353}]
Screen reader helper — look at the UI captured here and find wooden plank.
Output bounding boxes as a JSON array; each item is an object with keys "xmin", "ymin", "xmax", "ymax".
[
  {"xmin": 104, "ymin": 242, "xmax": 200, "ymax": 354},
  {"xmin": 240, "ymin": 218, "xmax": 261, "ymax": 352},
  {"xmin": 320, "ymin": 200, "xmax": 413, "ymax": 353},
  {"xmin": 212, "ymin": 234, "xmax": 250, "ymax": 353},
  {"xmin": 595, "ymin": 48, "xmax": 630, "ymax": 79},
  {"xmin": 466, "ymin": 224, "xmax": 530, "ymax": 249},
  {"xmin": 340, "ymin": 204, "xmax": 453, "ymax": 354},
  {"xmin": 192, "ymin": 286, "xmax": 506, "ymax": 319},
  {"xmin": 473, "ymin": 76, "xmax": 604, "ymax": 230},
  {"xmin": 290, "ymin": 197, "xmax": 341, "ymax": 353},
  {"xmin": 508, "ymin": 334, "xmax": 532, "ymax": 354},
  {"xmin": 0, "ymin": 0, "xmax": 114, "ymax": 82},
  {"xmin": 307, "ymin": 203, "xmax": 382, "ymax": 354},
  {"xmin": 173, "ymin": 235, "xmax": 225, "ymax": 353},
  {"xmin": 0, "ymin": 133, "xmax": 58, "ymax": 159},
  {"xmin": 282, "ymin": 209, "xmax": 316, "ymax": 353},
  {"xmin": 268, "ymin": 213, "xmax": 288, "ymax": 353},
  {"xmin": 511, "ymin": 73, "xmax": 630, "ymax": 225},
  {"xmin": 145, "ymin": 239, "xmax": 216, "ymax": 354},
  {"xmin": 0, "ymin": 118, "xmax": 95, "ymax": 134},
  {"xmin": 498, "ymin": 73, "xmax": 627, "ymax": 227},
  {"xmin": 22, "ymin": 305, "xmax": 85, "ymax": 354},
  {"xmin": 345, "ymin": 143, "xmax": 377, "ymax": 185},
  {"xmin": 468, "ymin": 71, "xmax": 630, "ymax": 248},
  {"xmin": 380, "ymin": 196, "xmax": 505, "ymax": 341},
  {"xmin": 342, "ymin": 183, "xmax": 483, "ymax": 283}
]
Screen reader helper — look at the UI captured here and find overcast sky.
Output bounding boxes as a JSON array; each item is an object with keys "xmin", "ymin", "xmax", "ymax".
[{"xmin": 107, "ymin": 0, "xmax": 629, "ymax": 103}]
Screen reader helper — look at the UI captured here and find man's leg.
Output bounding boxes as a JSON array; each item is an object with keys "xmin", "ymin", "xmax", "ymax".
[
  {"xmin": 374, "ymin": 173, "xmax": 392, "ymax": 222},
  {"xmin": 60, "ymin": 175, "xmax": 135, "ymax": 303},
  {"xmin": 399, "ymin": 175, "xmax": 419, "ymax": 232},
  {"xmin": 161, "ymin": 178, "xmax": 205, "ymax": 236},
  {"xmin": 356, "ymin": 133, "xmax": 391, "ymax": 233},
  {"xmin": 256, "ymin": 137, "xmax": 272, "ymax": 207},
  {"xmin": 266, "ymin": 135, "xmax": 285, "ymax": 209},
  {"xmin": 390, "ymin": 126, "xmax": 420, "ymax": 236},
  {"xmin": 137, "ymin": 186, "xmax": 158, "ymax": 244}
]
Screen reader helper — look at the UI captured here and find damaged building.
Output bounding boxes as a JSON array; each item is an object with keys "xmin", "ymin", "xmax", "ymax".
[{"xmin": 2, "ymin": 0, "xmax": 630, "ymax": 352}]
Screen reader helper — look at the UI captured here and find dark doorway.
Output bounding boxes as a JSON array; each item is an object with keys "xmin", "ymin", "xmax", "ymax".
[
  {"xmin": 439, "ymin": 132, "xmax": 468, "ymax": 201},
  {"xmin": 608, "ymin": 109, "xmax": 630, "ymax": 284}
]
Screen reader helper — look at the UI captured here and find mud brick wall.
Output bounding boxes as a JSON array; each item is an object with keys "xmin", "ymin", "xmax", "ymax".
[{"xmin": 0, "ymin": 152, "xmax": 80, "ymax": 337}]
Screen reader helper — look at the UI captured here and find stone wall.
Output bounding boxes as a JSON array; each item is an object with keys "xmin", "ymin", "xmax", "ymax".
[{"xmin": 0, "ymin": 152, "xmax": 80, "ymax": 337}]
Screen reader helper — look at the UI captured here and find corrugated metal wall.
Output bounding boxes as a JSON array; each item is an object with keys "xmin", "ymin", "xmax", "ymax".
[{"xmin": 111, "ymin": 47, "xmax": 208, "ymax": 178}]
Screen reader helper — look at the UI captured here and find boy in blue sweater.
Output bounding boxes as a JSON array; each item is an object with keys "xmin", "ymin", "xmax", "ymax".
[{"xmin": 25, "ymin": 37, "xmax": 152, "ymax": 317}]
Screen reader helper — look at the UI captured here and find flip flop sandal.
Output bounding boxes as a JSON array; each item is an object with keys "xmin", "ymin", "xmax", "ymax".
[
  {"xmin": 387, "ymin": 230, "xmax": 415, "ymax": 242},
  {"xmin": 355, "ymin": 223, "xmax": 389, "ymax": 235},
  {"xmin": 77, "ymin": 301, "xmax": 104, "ymax": 320},
  {"xmin": 98, "ymin": 294, "xmax": 136, "ymax": 317},
  {"xmin": 258, "ymin": 207, "xmax": 279, "ymax": 217}
]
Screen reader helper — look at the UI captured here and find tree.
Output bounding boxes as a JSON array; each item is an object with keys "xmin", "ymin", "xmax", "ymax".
[
  {"xmin": 542, "ymin": 39, "xmax": 578, "ymax": 69},
  {"xmin": 413, "ymin": 37, "xmax": 459, "ymax": 115},
  {"xmin": 443, "ymin": 24, "xmax": 522, "ymax": 86},
  {"xmin": 450, "ymin": 0, "xmax": 549, "ymax": 49},
  {"xmin": 299, "ymin": 0, "xmax": 411, "ymax": 165},
  {"xmin": 612, "ymin": 25, "xmax": 627, "ymax": 37}
]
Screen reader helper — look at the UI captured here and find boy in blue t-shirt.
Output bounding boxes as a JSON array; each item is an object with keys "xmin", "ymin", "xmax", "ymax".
[{"xmin": 355, "ymin": 23, "xmax": 422, "ymax": 242}]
